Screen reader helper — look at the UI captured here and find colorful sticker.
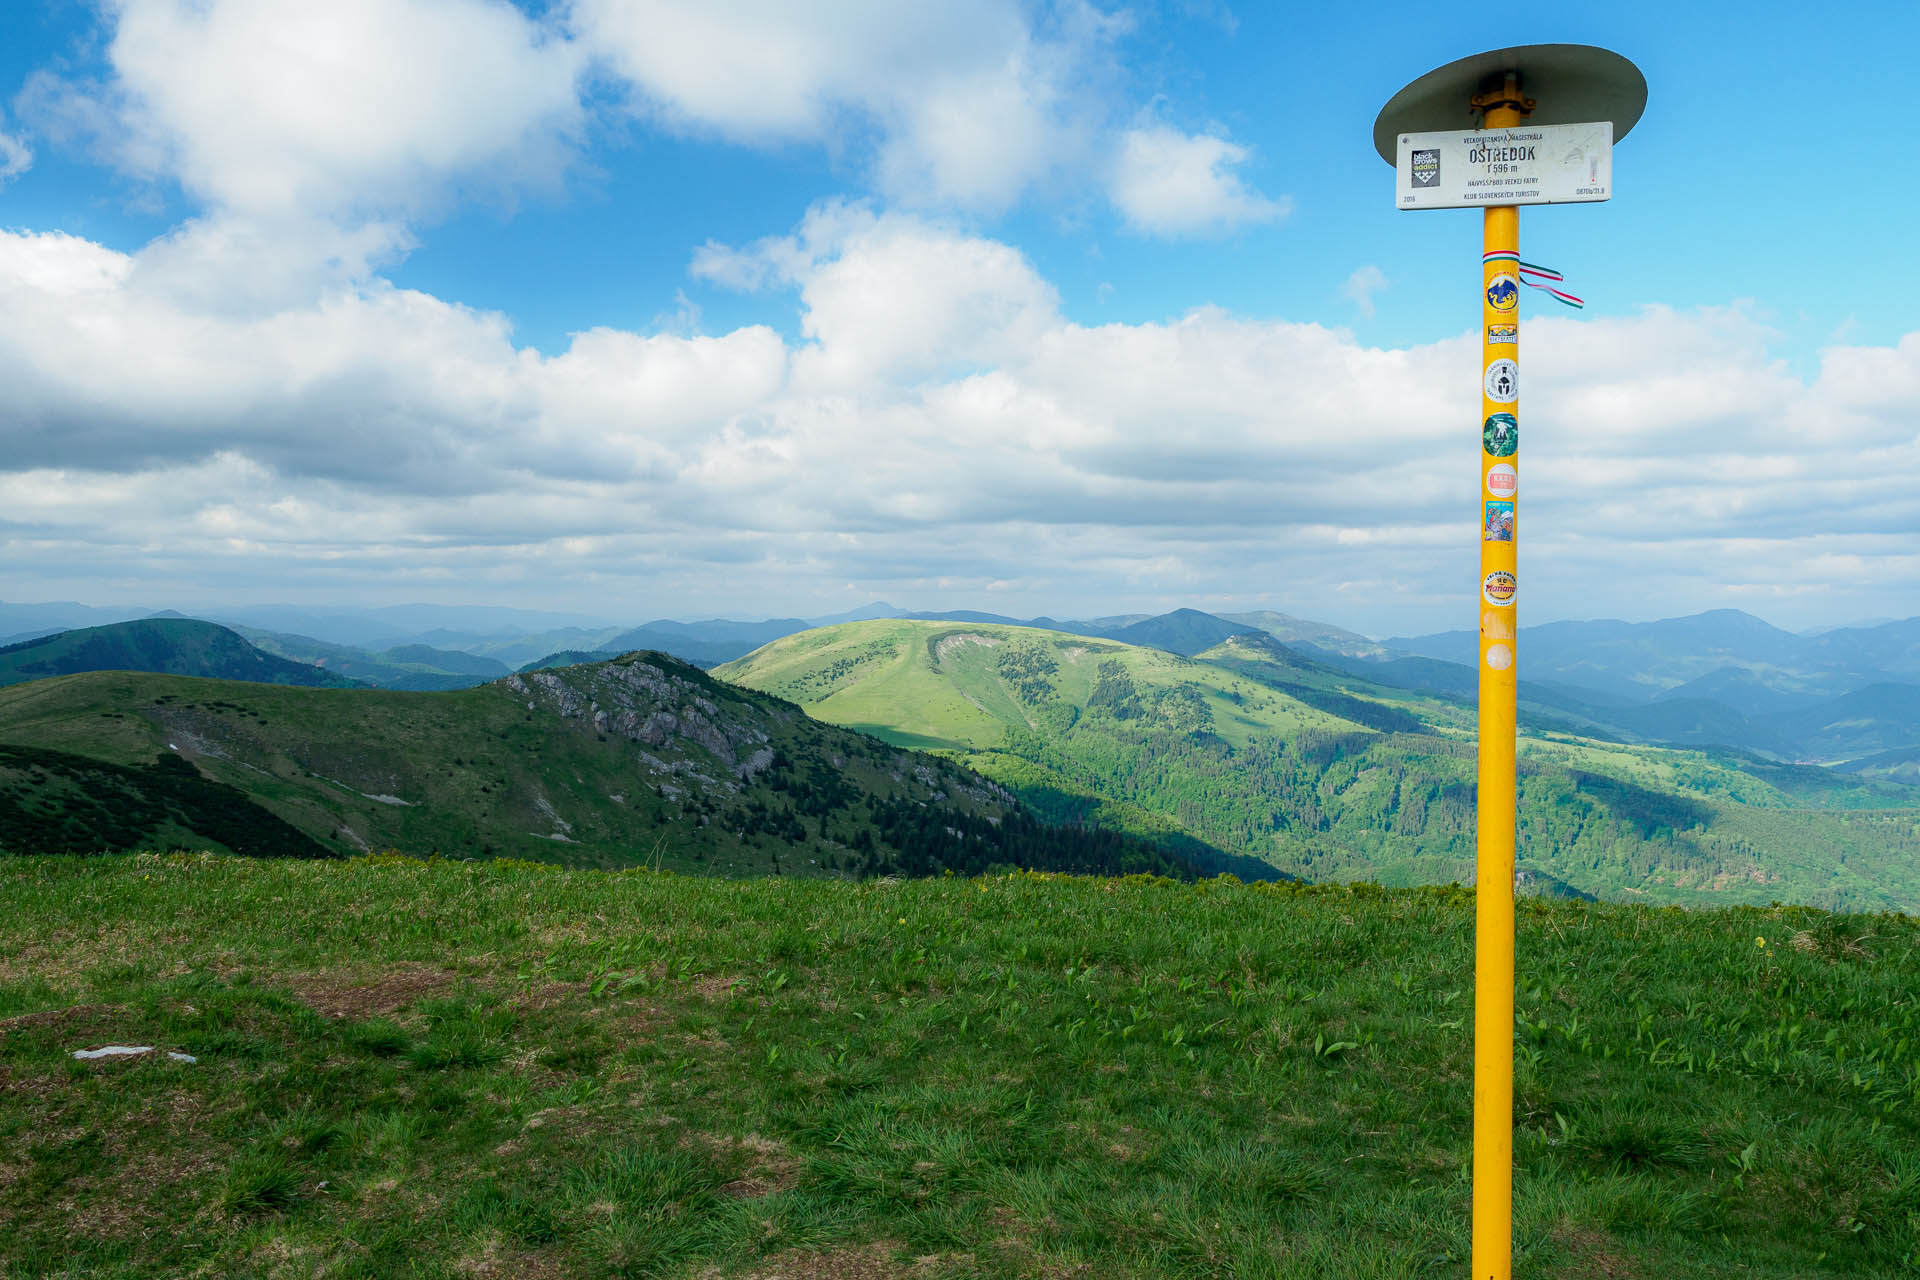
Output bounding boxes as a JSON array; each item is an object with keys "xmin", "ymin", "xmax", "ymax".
[
  {"xmin": 1482, "ymin": 611, "xmax": 1514, "ymax": 641},
  {"xmin": 1483, "ymin": 500, "xmax": 1515, "ymax": 542},
  {"xmin": 1483, "ymin": 358, "xmax": 1519, "ymax": 404},
  {"xmin": 1410, "ymin": 148, "xmax": 1440, "ymax": 188},
  {"xmin": 1487, "ymin": 323, "xmax": 1517, "ymax": 345},
  {"xmin": 1482, "ymin": 413, "xmax": 1519, "ymax": 457},
  {"xmin": 1486, "ymin": 273, "xmax": 1519, "ymax": 313},
  {"xmin": 1485, "ymin": 462, "xmax": 1517, "ymax": 497},
  {"xmin": 1485, "ymin": 644, "xmax": 1514, "ymax": 670},
  {"xmin": 1483, "ymin": 570, "xmax": 1517, "ymax": 607}
]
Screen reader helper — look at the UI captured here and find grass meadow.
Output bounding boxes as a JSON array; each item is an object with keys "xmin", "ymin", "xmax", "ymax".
[{"xmin": 2, "ymin": 853, "xmax": 1917, "ymax": 1278}]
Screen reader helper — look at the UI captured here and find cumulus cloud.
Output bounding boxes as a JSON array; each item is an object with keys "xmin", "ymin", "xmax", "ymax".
[
  {"xmin": 15, "ymin": 0, "xmax": 1281, "ymax": 260},
  {"xmin": 569, "ymin": 0, "xmax": 1119, "ymax": 212},
  {"xmin": 572, "ymin": 0, "xmax": 1284, "ymax": 224},
  {"xmin": 695, "ymin": 203, "xmax": 1062, "ymax": 387},
  {"xmin": 13, "ymin": 0, "xmax": 584, "ymax": 315},
  {"xmin": 24, "ymin": 0, "xmax": 584, "ymax": 219},
  {"xmin": 1110, "ymin": 124, "xmax": 1288, "ymax": 235},
  {"xmin": 2, "ymin": 211, "xmax": 1916, "ymax": 630}
]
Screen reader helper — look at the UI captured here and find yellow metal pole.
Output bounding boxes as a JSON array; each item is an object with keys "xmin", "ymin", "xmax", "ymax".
[{"xmin": 1473, "ymin": 76, "xmax": 1526, "ymax": 1280}]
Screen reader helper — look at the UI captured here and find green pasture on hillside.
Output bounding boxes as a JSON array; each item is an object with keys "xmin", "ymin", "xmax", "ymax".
[
  {"xmin": 719, "ymin": 621, "xmax": 1920, "ymax": 910},
  {"xmin": 2, "ymin": 854, "xmax": 1916, "ymax": 1278}
]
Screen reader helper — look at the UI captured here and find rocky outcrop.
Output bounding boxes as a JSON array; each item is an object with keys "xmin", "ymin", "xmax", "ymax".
[{"xmin": 504, "ymin": 656, "xmax": 777, "ymax": 783}]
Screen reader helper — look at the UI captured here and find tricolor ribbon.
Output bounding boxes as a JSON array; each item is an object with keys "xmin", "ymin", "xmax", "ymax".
[{"xmin": 1481, "ymin": 250, "xmax": 1585, "ymax": 309}]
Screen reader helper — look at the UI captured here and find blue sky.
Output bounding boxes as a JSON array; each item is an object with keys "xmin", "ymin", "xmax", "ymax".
[{"xmin": 1, "ymin": 1, "xmax": 1916, "ymax": 636}]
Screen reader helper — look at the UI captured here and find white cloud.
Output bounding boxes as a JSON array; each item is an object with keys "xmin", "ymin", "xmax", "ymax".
[
  {"xmin": 38, "ymin": 0, "xmax": 585, "ymax": 219},
  {"xmin": 570, "ymin": 0, "xmax": 1117, "ymax": 212},
  {"xmin": 13, "ymin": 0, "xmax": 584, "ymax": 315},
  {"xmin": 1342, "ymin": 265, "xmax": 1388, "ymax": 317},
  {"xmin": 1110, "ymin": 124, "xmax": 1288, "ymax": 235},
  {"xmin": 1, "ymin": 212, "xmax": 1916, "ymax": 631},
  {"xmin": 572, "ymin": 0, "xmax": 1283, "ymax": 226},
  {"xmin": 17, "ymin": 0, "xmax": 1281, "ymax": 259}
]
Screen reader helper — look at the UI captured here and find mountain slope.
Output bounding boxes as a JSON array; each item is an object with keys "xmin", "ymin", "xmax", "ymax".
[
  {"xmin": 1106, "ymin": 608, "xmax": 1260, "ymax": 656},
  {"xmin": 0, "ymin": 653, "xmax": 1208, "ymax": 881},
  {"xmin": 718, "ymin": 621, "xmax": 1920, "ymax": 910},
  {"xmin": 0, "ymin": 619, "xmax": 357, "ymax": 689},
  {"xmin": 232, "ymin": 626, "xmax": 513, "ymax": 690},
  {"xmin": 1221, "ymin": 610, "xmax": 1389, "ymax": 659}
]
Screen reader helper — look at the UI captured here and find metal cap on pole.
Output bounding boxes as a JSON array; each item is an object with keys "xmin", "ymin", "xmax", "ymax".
[{"xmin": 1372, "ymin": 45, "xmax": 1647, "ymax": 164}]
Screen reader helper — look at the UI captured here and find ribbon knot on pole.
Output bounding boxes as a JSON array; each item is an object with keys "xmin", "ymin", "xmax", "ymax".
[{"xmin": 1482, "ymin": 250, "xmax": 1584, "ymax": 309}]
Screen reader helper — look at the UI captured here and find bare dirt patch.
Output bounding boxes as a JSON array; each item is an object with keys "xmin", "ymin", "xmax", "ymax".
[
  {"xmin": 692, "ymin": 974, "xmax": 742, "ymax": 1001},
  {"xmin": 279, "ymin": 964, "xmax": 459, "ymax": 1020},
  {"xmin": 453, "ymin": 1230, "xmax": 568, "ymax": 1279},
  {"xmin": 693, "ymin": 1131, "xmax": 800, "ymax": 1197}
]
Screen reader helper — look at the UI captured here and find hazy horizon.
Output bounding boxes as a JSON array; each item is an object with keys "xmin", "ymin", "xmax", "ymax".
[{"xmin": 3, "ymin": 592, "xmax": 1910, "ymax": 646}]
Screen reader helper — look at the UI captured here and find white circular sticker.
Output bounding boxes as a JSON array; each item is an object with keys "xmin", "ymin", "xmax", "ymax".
[
  {"xmin": 1486, "ymin": 463, "xmax": 1517, "ymax": 498},
  {"xmin": 1485, "ymin": 644, "xmax": 1513, "ymax": 670},
  {"xmin": 1482, "ymin": 570, "xmax": 1517, "ymax": 607},
  {"xmin": 1483, "ymin": 358, "xmax": 1519, "ymax": 404}
]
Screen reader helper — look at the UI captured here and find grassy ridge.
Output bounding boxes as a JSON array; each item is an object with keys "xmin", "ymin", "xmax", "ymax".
[
  {"xmin": 0, "ymin": 656, "xmax": 1210, "ymax": 881},
  {"xmin": 3, "ymin": 854, "xmax": 1916, "ymax": 1277},
  {"xmin": 718, "ymin": 622, "xmax": 1920, "ymax": 910}
]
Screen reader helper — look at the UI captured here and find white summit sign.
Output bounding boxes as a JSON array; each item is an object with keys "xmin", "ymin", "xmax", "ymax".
[{"xmin": 1395, "ymin": 120, "xmax": 1612, "ymax": 209}]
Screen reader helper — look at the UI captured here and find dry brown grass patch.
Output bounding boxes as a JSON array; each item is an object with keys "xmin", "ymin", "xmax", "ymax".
[
  {"xmin": 507, "ymin": 980, "xmax": 588, "ymax": 1013},
  {"xmin": 692, "ymin": 1131, "xmax": 801, "ymax": 1197},
  {"xmin": 0, "ymin": 1002, "xmax": 125, "ymax": 1033},
  {"xmin": 692, "ymin": 974, "xmax": 743, "ymax": 1000},
  {"xmin": 279, "ymin": 964, "xmax": 459, "ymax": 1020},
  {"xmin": 719, "ymin": 1241, "xmax": 931, "ymax": 1279}
]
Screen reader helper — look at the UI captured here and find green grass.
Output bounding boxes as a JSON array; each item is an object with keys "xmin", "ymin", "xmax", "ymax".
[{"xmin": 3, "ymin": 853, "xmax": 1917, "ymax": 1277}]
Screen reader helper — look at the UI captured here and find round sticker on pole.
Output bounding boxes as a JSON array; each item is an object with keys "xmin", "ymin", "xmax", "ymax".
[
  {"xmin": 1486, "ymin": 462, "xmax": 1517, "ymax": 496},
  {"xmin": 1483, "ymin": 359, "xmax": 1519, "ymax": 404},
  {"xmin": 1485, "ymin": 274, "xmax": 1519, "ymax": 312},
  {"xmin": 1483, "ymin": 570, "xmax": 1517, "ymax": 607},
  {"xmin": 1482, "ymin": 414, "xmax": 1518, "ymax": 457}
]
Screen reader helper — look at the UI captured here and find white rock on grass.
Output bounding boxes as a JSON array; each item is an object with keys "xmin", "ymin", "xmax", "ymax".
[{"xmin": 72, "ymin": 1045, "xmax": 197, "ymax": 1063}]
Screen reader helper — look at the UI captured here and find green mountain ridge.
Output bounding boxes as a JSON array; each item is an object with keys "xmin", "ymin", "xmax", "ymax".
[
  {"xmin": 716, "ymin": 620, "xmax": 1920, "ymax": 911},
  {"xmin": 0, "ymin": 653, "xmax": 1224, "ymax": 882},
  {"xmin": 0, "ymin": 619, "xmax": 358, "ymax": 690}
]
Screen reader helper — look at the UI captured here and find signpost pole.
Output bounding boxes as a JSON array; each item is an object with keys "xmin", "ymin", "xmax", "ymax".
[
  {"xmin": 1371, "ymin": 46, "xmax": 1643, "ymax": 1280},
  {"xmin": 1473, "ymin": 76, "xmax": 1526, "ymax": 1280}
]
